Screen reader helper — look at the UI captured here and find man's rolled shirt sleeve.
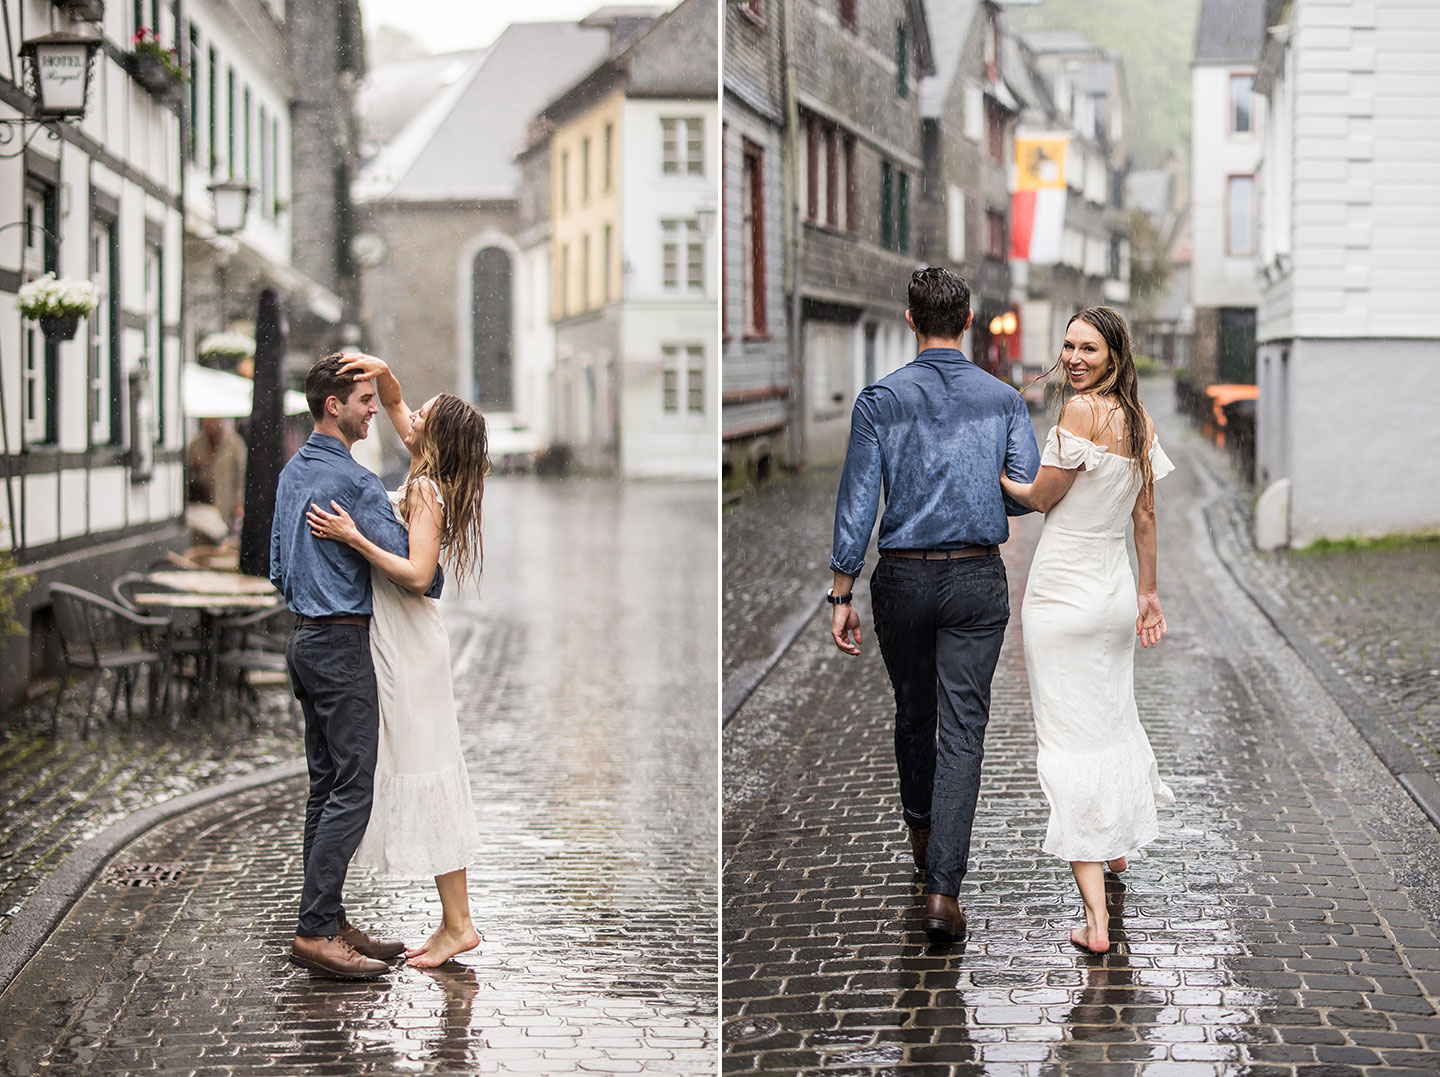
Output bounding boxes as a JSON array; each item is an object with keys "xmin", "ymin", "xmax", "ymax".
[
  {"xmin": 829, "ymin": 394, "xmax": 883, "ymax": 577},
  {"xmin": 348, "ymin": 473, "xmax": 446, "ymax": 598},
  {"xmin": 1002, "ymin": 394, "xmax": 1041, "ymax": 517}
]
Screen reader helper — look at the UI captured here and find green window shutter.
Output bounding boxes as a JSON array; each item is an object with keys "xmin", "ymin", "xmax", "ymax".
[
  {"xmin": 881, "ymin": 162, "xmax": 894, "ymax": 250},
  {"xmin": 898, "ymin": 171, "xmax": 910, "ymax": 255}
]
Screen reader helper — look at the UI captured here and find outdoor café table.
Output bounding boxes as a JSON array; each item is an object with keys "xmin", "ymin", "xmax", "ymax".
[{"xmin": 134, "ymin": 572, "xmax": 282, "ymax": 721}]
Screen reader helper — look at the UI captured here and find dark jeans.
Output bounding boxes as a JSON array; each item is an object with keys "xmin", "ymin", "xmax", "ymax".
[
  {"xmin": 871, "ymin": 554, "xmax": 1009, "ymax": 896},
  {"xmin": 285, "ymin": 624, "xmax": 379, "ymax": 938}
]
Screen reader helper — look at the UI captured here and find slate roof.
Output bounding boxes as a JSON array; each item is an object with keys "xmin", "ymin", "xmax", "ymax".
[
  {"xmin": 355, "ymin": 21, "xmax": 613, "ymax": 202},
  {"xmin": 918, "ymin": 0, "xmax": 982, "ymax": 117},
  {"xmin": 1193, "ymin": 0, "xmax": 1266, "ymax": 64}
]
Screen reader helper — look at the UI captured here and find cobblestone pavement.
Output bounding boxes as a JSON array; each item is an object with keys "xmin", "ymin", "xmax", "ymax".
[
  {"xmin": 723, "ymin": 385, "xmax": 1440, "ymax": 1074},
  {"xmin": 723, "ymin": 468, "xmax": 843, "ymax": 689},
  {"xmin": 0, "ymin": 476, "xmax": 719, "ymax": 1076},
  {"xmin": 1208, "ymin": 466, "xmax": 1440, "ymax": 789}
]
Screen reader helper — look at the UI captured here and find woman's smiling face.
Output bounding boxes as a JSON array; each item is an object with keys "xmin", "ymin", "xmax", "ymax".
[
  {"xmin": 1060, "ymin": 318, "xmax": 1112, "ymax": 392},
  {"xmin": 409, "ymin": 395, "xmax": 439, "ymax": 443}
]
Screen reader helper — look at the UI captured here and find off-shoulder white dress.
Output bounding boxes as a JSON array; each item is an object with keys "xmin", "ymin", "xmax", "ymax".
[
  {"xmin": 352, "ymin": 479, "xmax": 479, "ymax": 877},
  {"xmin": 1021, "ymin": 426, "xmax": 1176, "ymax": 863}
]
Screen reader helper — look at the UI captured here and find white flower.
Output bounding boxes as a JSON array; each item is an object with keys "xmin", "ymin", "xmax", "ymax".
[
  {"xmin": 198, "ymin": 331, "xmax": 256, "ymax": 359},
  {"xmin": 16, "ymin": 274, "xmax": 98, "ymax": 318}
]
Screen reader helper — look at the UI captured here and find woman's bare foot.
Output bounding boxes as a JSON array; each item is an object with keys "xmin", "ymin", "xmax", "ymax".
[
  {"xmin": 405, "ymin": 924, "xmax": 479, "ymax": 968},
  {"xmin": 1105, "ymin": 857, "xmax": 1128, "ymax": 874},
  {"xmin": 1070, "ymin": 923, "xmax": 1110, "ymax": 954}
]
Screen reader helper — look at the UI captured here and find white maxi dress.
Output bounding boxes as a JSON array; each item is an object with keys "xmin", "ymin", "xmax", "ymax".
[
  {"xmin": 352, "ymin": 480, "xmax": 480, "ymax": 877},
  {"xmin": 1021, "ymin": 426, "xmax": 1176, "ymax": 863}
]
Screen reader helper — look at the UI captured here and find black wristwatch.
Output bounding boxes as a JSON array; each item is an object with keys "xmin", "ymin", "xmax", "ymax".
[{"xmin": 826, "ymin": 588, "xmax": 853, "ymax": 605}]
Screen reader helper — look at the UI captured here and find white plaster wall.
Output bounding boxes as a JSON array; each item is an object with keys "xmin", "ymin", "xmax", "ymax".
[
  {"xmin": 1286, "ymin": 338, "xmax": 1440, "ymax": 545},
  {"xmin": 619, "ymin": 96, "xmax": 718, "ymax": 478},
  {"xmin": 183, "ymin": 1, "xmax": 292, "ymax": 267},
  {"xmin": 618, "ymin": 301, "xmax": 717, "ymax": 479},
  {"xmin": 1190, "ymin": 64, "xmax": 1264, "ymax": 309},
  {"xmin": 514, "ymin": 237, "xmax": 557, "ymax": 447}
]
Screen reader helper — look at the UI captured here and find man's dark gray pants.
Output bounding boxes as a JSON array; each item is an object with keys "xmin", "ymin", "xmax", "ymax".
[
  {"xmin": 871, "ymin": 554, "xmax": 1009, "ymax": 896},
  {"xmin": 285, "ymin": 623, "xmax": 379, "ymax": 938}
]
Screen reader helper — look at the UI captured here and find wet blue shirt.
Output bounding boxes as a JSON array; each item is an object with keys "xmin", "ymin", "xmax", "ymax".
[
  {"xmin": 830, "ymin": 348, "xmax": 1041, "ymax": 577},
  {"xmin": 270, "ymin": 432, "xmax": 442, "ymax": 616}
]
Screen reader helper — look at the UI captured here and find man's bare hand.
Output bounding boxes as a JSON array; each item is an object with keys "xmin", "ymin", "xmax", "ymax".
[{"xmin": 831, "ymin": 603, "xmax": 862, "ymax": 656}]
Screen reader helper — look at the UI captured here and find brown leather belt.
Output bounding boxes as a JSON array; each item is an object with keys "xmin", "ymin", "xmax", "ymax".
[
  {"xmin": 881, "ymin": 545, "xmax": 999, "ymax": 561},
  {"xmin": 294, "ymin": 613, "xmax": 370, "ymax": 627}
]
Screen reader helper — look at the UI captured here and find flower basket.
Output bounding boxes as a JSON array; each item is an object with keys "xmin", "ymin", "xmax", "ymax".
[
  {"xmin": 53, "ymin": 0, "xmax": 105, "ymax": 20},
  {"xmin": 17, "ymin": 274, "xmax": 97, "ymax": 340},
  {"xmin": 129, "ymin": 29, "xmax": 187, "ymax": 101},
  {"xmin": 39, "ymin": 313, "xmax": 81, "ymax": 341},
  {"xmin": 198, "ymin": 331, "xmax": 256, "ymax": 365}
]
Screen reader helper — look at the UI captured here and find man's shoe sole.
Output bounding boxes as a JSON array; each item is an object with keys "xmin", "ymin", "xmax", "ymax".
[
  {"xmin": 288, "ymin": 952, "xmax": 387, "ymax": 980},
  {"xmin": 923, "ymin": 917, "xmax": 967, "ymax": 945}
]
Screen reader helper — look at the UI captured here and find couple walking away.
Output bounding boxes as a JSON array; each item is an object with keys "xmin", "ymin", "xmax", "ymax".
[
  {"xmin": 270, "ymin": 352, "xmax": 491, "ymax": 979},
  {"xmin": 829, "ymin": 267, "xmax": 1173, "ymax": 954}
]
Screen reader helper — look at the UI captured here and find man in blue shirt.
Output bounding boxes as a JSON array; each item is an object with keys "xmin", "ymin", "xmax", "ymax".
[
  {"xmin": 272, "ymin": 353, "xmax": 442, "ymax": 979},
  {"xmin": 829, "ymin": 267, "xmax": 1040, "ymax": 944}
]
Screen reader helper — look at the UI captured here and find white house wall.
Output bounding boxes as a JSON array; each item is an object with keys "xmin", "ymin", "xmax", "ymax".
[
  {"xmin": 619, "ymin": 97, "xmax": 719, "ymax": 479},
  {"xmin": 1283, "ymin": 339, "xmax": 1440, "ymax": 545},
  {"xmin": 1191, "ymin": 63, "xmax": 1263, "ymax": 310},
  {"xmin": 182, "ymin": 2, "xmax": 291, "ymax": 267},
  {"xmin": 1261, "ymin": 1, "xmax": 1440, "ymax": 344},
  {"xmin": 0, "ymin": 0, "xmax": 187, "ymax": 553}
]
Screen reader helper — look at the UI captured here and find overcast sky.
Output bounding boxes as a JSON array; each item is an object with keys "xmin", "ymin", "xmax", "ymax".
[{"xmin": 356, "ymin": 0, "xmax": 671, "ymax": 54}]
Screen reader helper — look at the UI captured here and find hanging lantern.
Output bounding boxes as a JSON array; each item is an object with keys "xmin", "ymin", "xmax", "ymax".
[{"xmin": 20, "ymin": 32, "xmax": 101, "ymax": 118}]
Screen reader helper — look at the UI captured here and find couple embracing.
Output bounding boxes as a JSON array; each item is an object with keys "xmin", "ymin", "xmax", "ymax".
[
  {"xmin": 828, "ymin": 267, "xmax": 1174, "ymax": 954},
  {"xmin": 270, "ymin": 352, "xmax": 490, "ymax": 979}
]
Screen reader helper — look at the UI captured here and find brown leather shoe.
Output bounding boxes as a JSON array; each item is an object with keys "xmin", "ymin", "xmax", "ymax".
[
  {"xmin": 290, "ymin": 934, "xmax": 389, "ymax": 979},
  {"xmin": 337, "ymin": 914, "xmax": 405, "ymax": 960},
  {"xmin": 922, "ymin": 893, "xmax": 967, "ymax": 945},
  {"xmin": 908, "ymin": 825, "xmax": 931, "ymax": 871}
]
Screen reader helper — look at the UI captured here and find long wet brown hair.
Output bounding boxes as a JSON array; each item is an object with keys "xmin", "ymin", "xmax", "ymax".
[
  {"xmin": 400, "ymin": 393, "xmax": 491, "ymax": 582},
  {"xmin": 1049, "ymin": 306, "xmax": 1154, "ymax": 491}
]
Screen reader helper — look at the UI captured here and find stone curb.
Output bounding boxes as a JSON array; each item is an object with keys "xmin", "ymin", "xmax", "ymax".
[
  {"xmin": 0, "ymin": 758, "xmax": 307, "ymax": 997},
  {"xmin": 722, "ymin": 597, "xmax": 824, "ymax": 727},
  {"xmin": 1203, "ymin": 502, "xmax": 1440, "ymax": 834}
]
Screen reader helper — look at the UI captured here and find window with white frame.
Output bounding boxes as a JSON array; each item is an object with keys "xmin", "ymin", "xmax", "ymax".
[
  {"xmin": 661, "ymin": 218, "xmax": 704, "ymax": 292},
  {"xmin": 947, "ymin": 185, "xmax": 966, "ymax": 261},
  {"xmin": 1228, "ymin": 174, "xmax": 1256, "ymax": 255},
  {"xmin": 661, "ymin": 344, "xmax": 705, "ymax": 415},
  {"xmin": 1231, "ymin": 74, "xmax": 1254, "ymax": 136},
  {"xmin": 21, "ymin": 185, "xmax": 53, "ymax": 445},
  {"xmin": 661, "ymin": 117, "xmax": 704, "ymax": 176},
  {"xmin": 90, "ymin": 219, "xmax": 119, "ymax": 446},
  {"xmin": 144, "ymin": 244, "xmax": 164, "ymax": 442}
]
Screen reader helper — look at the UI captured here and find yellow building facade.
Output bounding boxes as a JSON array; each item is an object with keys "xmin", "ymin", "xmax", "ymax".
[{"xmin": 550, "ymin": 90, "xmax": 625, "ymax": 321}]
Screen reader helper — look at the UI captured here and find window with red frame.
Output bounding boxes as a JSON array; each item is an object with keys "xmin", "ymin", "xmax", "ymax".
[
  {"xmin": 985, "ymin": 210, "xmax": 1006, "ymax": 258},
  {"xmin": 985, "ymin": 98, "xmax": 1005, "ymax": 163},
  {"xmin": 803, "ymin": 113, "xmax": 855, "ymax": 231}
]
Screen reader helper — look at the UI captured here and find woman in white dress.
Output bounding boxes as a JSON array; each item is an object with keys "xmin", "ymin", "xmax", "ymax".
[
  {"xmin": 999, "ymin": 306, "xmax": 1174, "ymax": 955},
  {"xmin": 305, "ymin": 354, "xmax": 488, "ymax": 968}
]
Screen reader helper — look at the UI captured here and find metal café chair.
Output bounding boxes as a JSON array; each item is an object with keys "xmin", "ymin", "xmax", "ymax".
[
  {"xmin": 47, "ymin": 583, "xmax": 170, "ymax": 738},
  {"xmin": 212, "ymin": 603, "xmax": 298, "ymax": 728},
  {"xmin": 112, "ymin": 571, "xmax": 207, "ymax": 716}
]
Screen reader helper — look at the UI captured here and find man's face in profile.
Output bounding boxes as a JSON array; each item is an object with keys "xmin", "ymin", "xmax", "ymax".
[{"xmin": 333, "ymin": 382, "xmax": 378, "ymax": 444}]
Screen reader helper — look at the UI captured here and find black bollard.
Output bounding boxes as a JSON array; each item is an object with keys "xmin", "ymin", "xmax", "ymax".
[{"xmin": 238, "ymin": 288, "xmax": 288, "ymax": 579}]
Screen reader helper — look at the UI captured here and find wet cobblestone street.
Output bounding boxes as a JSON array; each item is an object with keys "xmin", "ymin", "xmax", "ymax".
[
  {"xmin": 723, "ymin": 386, "xmax": 1440, "ymax": 1074},
  {"xmin": 0, "ymin": 477, "xmax": 718, "ymax": 1076}
]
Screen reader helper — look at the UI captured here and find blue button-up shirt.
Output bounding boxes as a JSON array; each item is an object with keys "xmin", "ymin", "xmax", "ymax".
[
  {"xmin": 830, "ymin": 348, "xmax": 1041, "ymax": 577},
  {"xmin": 270, "ymin": 432, "xmax": 443, "ymax": 616}
]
